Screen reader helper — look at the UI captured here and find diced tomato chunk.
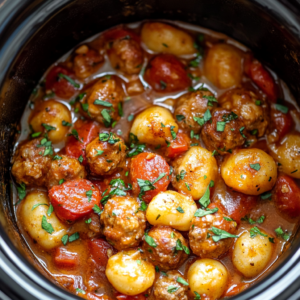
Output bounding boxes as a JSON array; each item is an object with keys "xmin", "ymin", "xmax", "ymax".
[
  {"xmin": 49, "ymin": 179, "xmax": 101, "ymax": 223},
  {"xmin": 65, "ymin": 121, "xmax": 100, "ymax": 165},
  {"xmin": 146, "ymin": 54, "xmax": 191, "ymax": 92},
  {"xmin": 130, "ymin": 152, "xmax": 170, "ymax": 203},
  {"xmin": 116, "ymin": 294, "xmax": 146, "ymax": 300},
  {"xmin": 246, "ymin": 59, "xmax": 278, "ymax": 102},
  {"xmin": 45, "ymin": 65, "xmax": 79, "ymax": 99},
  {"xmin": 88, "ymin": 238, "xmax": 116, "ymax": 269},
  {"xmin": 224, "ymin": 283, "xmax": 248, "ymax": 297},
  {"xmin": 270, "ymin": 107, "xmax": 293, "ymax": 141},
  {"xmin": 103, "ymin": 27, "xmax": 140, "ymax": 43},
  {"xmin": 273, "ymin": 174, "xmax": 300, "ymax": 219},
  {"xmin": 165, "ymin": 132, "xmax": 190, "ymax": 158},
  {"xmin": 53, "ymin": 248, "xmax": 79, "ymax": 268}
]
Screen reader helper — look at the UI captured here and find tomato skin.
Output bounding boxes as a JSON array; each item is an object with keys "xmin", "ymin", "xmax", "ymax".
[
  {"xmin": 49, "ymin": 179, "xmax": 101, "ymax": 223},
  {"xmin": 270, "ymin": 107, "xmax": 293, "ymax": 141},
  {"xmin": 88, "ymin": 238, "xmax": 116, "ymax": 269},
  {"xmin": 130, "ymin": 152, "xmax": 170, "ymax": 203},
  {"xmin": 146, "ymin": 54, "xmax": 191, "ymax": 92},
  {"xmin": 273, "ymin": 174, "xmax": 300, "ymax": 219},
  {"xmin": 247, "ymin": 60, "xmax": 278, "ymax": 102},
  {"xmin": 45, "ymin": 65, "xmax": 78, "ymax": 99},
  {"xmin": 53, "ymin": 247, "xmax": 79, "ymax": 268},
  {"xmin": 224, "ymin": 283, "xmax": 248, "ymax": 297},
  {"xmin": 65, "ymin": 121, "xmax": 100, "ymax": 166},
  {"xmin": 116, "ymin": 294, "xmax": 146, "ymax": 300},
  {"xmin": 165, "ymin": 132, "xmax": 189, "ymax": 158},
  {"xmin": 103, "ymin": 27, "xmax": 140, "ymax": 43}
]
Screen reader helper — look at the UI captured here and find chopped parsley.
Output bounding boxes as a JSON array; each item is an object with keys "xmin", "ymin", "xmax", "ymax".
[
  {"xmin": 69, "ymin": 232, "xmax": 80, "ymax": 242},
  {"xmin": 203, "ymin": 95, "xmax": 218, "ymax": 107},
  {"xmin": 160, "ymin": 80, "xmax": 167, "ymax": 90},
  {"xmin": 275, "ymin": 226, "xmax": 291, "ymax": 241},
  {"xmin": 58, "ymin": 73, "xmax": 80, "ymax": 88},
  {"xmin": 86, "ymin": 190, "xmax": 93, "ymax": 202},
  {"xmin": 144, "ymin": 232, "xmax": 157, "ymax": 247},
  {"xmin": 177, "ymin": 277, "xmax": 189, "ymax": 286},
  {"xmin": 42, "ymin": 123, "xmax": 56, "ymax": 132},
  {"xmin": 59, "ymin": 179, "xmax": 64, "ymax": 185},
  {"xmin": 261, "ymin": 191, "xmax": 272, "ymax": 200},
  {"xmin": 101, "ymin": 109, "xmax": 112, "ymax": 127},
  {"xmin": 17, "ymin": 183, "xmax": 26, "ymax": 201},
  {"xmin": 176, "ymin": 170, "xmax": 186, "ymax": 182},
  {"xmin": 31, "ymin": 203, "xmax": 48, "ymax": 211},
  {"xmin": 78, "ymin": 155, "xmax": 84, "ymax": 163},
  {"xmin": 250, "ymin": 226, "xmax": 268, "ymax": 238},
  {"xmin": 41, "ymin": 215, "xmax": 54, "ymax": 234},
  {"xmin": 53, "ymin": 155, "xmax": 62, "ymax": 160},
  {"xmin": 199, "ymin": 181, "xmax": 214, "ymax": 208},
  {"xmin": 239, "ymin": 126, "xmax": 247, "ymax": 138},
  {"xmin": 47, "ymin": 204, "xmax": 53, "ymax": 216},
  {"xmin": 68, "ymin": 129, "xmax": 82, "ymax": 143},
  {"xmin": 62, "ymin": 120, "xmax": 72, "ymax": 127},
  {"xmin": 167, "ymin": 286, "xmax": 179, "ymax": 294},
  {"xmin": 176, "ymin": 207, "xmax": 184, "ymax": 213},
  {"xmin": 94, "ymin": 99, "xmax": 112, "ymax": 107},
  {"xmin": 128, "ymin": 114, "xmax": 134, "ymax": 121},
  {"xmin": 275, "ymin": 104, "xmax": 289, "ymax": 114},
  {"xmin": 170, "ymin": 125, "xmax": 177, "ymax": 140},
  {"xmin": 210, "ymin": 227, "xmax": 239, "ymax": 242},
  {"xmin": 93, "ymin": 204, "xmax": 103, "ymax": 215},
  {"xmin": 250, "ymin": 163, "xmax": 261, "ymax": 171},
  {"xmin": 222, "ymin": 112, "xmax": 238, "ymax": 123},
  {"xmin": 216, "ymin": 121, "xmax": 226, "ymax": 132},
  {"xmin": 194, "ymin": 207, "xmax": 218, "ymax": 217}
]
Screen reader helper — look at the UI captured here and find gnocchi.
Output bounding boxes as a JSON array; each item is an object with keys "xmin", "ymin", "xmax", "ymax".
[
  {"xmin": 171, "ymin": 146, "xmax": 218, "ymax": 199},
  {"xmin": 146, "ymin": 190, "xmax": 197, "ymax": 231},
  {"xmin": 187, "ymin": 258, "xmax": 228, "ymax": 300},
  {"xmin": 105, "ymin": 249, "xmax": 155, "ymax": 295},
  {"xmin": 19, "ymin": 191, "xmax": 68, "ymax": 249},
  {"xmin": 30, "ymin": 100, "xmax": 71, "ymax": 143},
  {"xmin": 221, "ymin": 148, "xmax": 277, "ymax": 195},
  {"xmin": 232, "ymin": 229, "xmax": 274, "ymax": 278}
]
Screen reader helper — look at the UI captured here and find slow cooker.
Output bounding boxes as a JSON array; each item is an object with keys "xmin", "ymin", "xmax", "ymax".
[{"xmin": 0, "ymin": 0, "xmax": 300, "ymax": 299}]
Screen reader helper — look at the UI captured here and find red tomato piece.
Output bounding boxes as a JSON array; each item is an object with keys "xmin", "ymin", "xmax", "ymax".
[
  {"xmin": 216, "ymin": 186, "xmax": 258, "ymax": 223},
  {"xmin": 146, "ymin": 54, "xmax": 191, "ymax": 92},
  {"xmin": 273, "ymin": 174, "xmax": 300, "ymax": 219},
  {"xmin": 87, "ymin": 293, "xmax": 113, "ymax": 300},
  {"xmin": 270, "ymin": 107, "xmax": 293, "ymax": 141},
  {"xmin": 88, "ymin": 238, "xmax": 116, "ymax": 269},
  {"xmin": 247, "ymin": 60, "xmax": 278, "ymax": 102},
  {"xmin": 224, "ymin": 283, "xmax": 248, "ymax": 297},
  {"xmin": 53, "ymin": 248, "xmax": 79, "ymax": 268},
  {"xmin": 45, "ymin": 65, "xmax": 79, "ymax": 99},
  {"xmin": 49, "ymin": 179, "xmax": 101, "ymax": 223},
  {"xmin": 65, "ymin": 121, "xmax": 100, "ymax": 166},
  {"xmin": 165, "ymin": 132, "xmax": 190, "ymax": 158},
  {"xmin": 130, "ymin": 152, "xmax": 170, "ymax": 203},
  {"xmin": 103, "ymin": 26, "xmax": 140, "ymax": 43},
  {"xmin": 116, "ymin": 294, "xmax": 146, "ymax": 300}
]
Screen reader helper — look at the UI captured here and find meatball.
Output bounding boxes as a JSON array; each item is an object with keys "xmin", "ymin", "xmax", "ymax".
[
  {"xmin": 174, "ymin": 90, "xmax": 217, "ymax": 133},
  {"xmin": 80, "ymin": 76, "xmax": 124, "ymax": 127},
  {"xmin": 219, "ymin": 88, "xmax": 268, "ymax": 137},
  {"xmin": 73, "ymin": 46, "xmax": 104, "ymax": 79},
  {"xmin": 86, "ymin": 133, "xmax": 126, "ymax": 176},
  {"xmin": 100, "ymin": 196, "xmax": 146, "ymax": 250},
  {"xmin": 189, "ymin": 204, "xmax": 237, "ymax": 258},
  {"xmin": 11, "ymin": 138, "xmax": 52, "ymax": 186},
  {"xmin": 108, "ymin": 37, "xmax": 143, "ymax": 74},
  {"xmin": 46, "ymin": 155, "xmax": 86, "ymax": 188},
  {"xmin": 142, "ymin": 225, "xmax": 188, "ymax": 270},
  {"xmin": 153, "ymin": 271, "xmax": 189, "ymax": 300},
  {"xmin": 201, "ymin": 108, "xmax": 246, "ymax": 155}
]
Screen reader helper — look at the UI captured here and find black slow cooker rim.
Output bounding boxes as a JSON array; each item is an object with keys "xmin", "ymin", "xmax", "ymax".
[{"xmin": 0, "ymin": 0, "xmax": 300, "ymax": 299}]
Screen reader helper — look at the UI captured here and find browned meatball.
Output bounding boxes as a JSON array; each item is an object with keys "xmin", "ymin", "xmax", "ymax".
[
  {"xmin": 46, "ymin": 155, "xmax": 86, "ymax": 188},
  {"xmin": 142, "ymin": 225, "xmax": 188, "ymax": 270},
  {"xmin": 108, "ymin": 38, "xmax": 143, "ymax": 74},
  {"xmin": 73, "ymin": 46, "xmax": 104, "ymax": 79},
  {"xmin": 189, "ymin": 203, "xmax": 237, "ymax": 258},
  {"xmin": 153, "ymin": 271, "xmax": 189, "ymax": 300},
  {"xmin": 201, "ymin": 108, "xmax": 245, "ymax": 155},
  {"xmin": 100, "ymin": 196, "xmax": 146, "ymax": 250},
  {"xmin": 86, "ymin": 133, "xmax": 126, "ymax": 176},
  {"xmin": 79, "ymin": 76, "xmax": 124, "ymax": 126},
  {"xmin": 174, "ymin": 90, "xmax": 217, "ymax": 133},
  {"xmin": 219, "ymin": 88, "xmax": 268, "ymax": 137},
  {"xmin": 11, "ymin": 138, "xmax": 52, "ymax": 186}
]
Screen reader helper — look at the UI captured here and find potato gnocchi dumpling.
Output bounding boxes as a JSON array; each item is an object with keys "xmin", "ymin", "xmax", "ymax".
[
  {"xmin": 130, "ymin": 106, "xmax": 178, "ymax": 146},
  {"xmin": 232, "ymin": 229, "xmax": 274, "ymax": 278},
  {"xmin": 105, "ymin": 249, "xmax": 155, "ymax": 295},
  {"xmin": 268, "ymin": 133, "xmax": 300, "ymax": 179},
  {"xmin": 221, "ymin": 148, "xmax": 277, "ymax": 195},
  {"xmin": 204, "ymin": 43, "xmax": 243, "ymax": 89},
  {"xmin": 141, "ymin": 22, "xmax": 196, "ymax": 56},
  {"xmin": 19, "ymin": 191, "xmax": 68, "ymax": 249},
  {"xmin": 30, "ymin": 100, "xmax": 71, "ymax": 143},
  {"xmin": 171, "ymin": 146, "xmax": 218, "ymax": 200},
  {"xmin": 146, "ymin": 191, "xmax": 197, "ymax": 231},
  {"xmin": 187, "ymin": 258, "xmax": 228, "ymax": 300}
]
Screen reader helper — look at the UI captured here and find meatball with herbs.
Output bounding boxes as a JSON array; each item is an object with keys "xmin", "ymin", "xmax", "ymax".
[
  {"xmin": 100, "ymin": 196, "xmax": 146, "ymax": 250},
  {"xmin": 174, "ymin": 90, "xmax": 217, "ymax": 133},
  {"xmin": 219, "ymin": 88, "xmax": 268, "ymax": 137},
  {"xmin": 79, "ymin": 76, "xmax": 124, "ymax": 127},
  {"xmin": 11, "ymin": 138, "xmax": 53, "ymax": 186},
  {"xmin": 201, "ymin": 108, "xmax": 246, "ymax": 155},
  {"xmin": 153, "ymin": 271, "xmax": 189, "ymax": 300},
  {"xmin": 86, "ymin": 133, "xmax": 126, "ymax": 176},
  {"xmin": 46, "ymin": 155, "xmax": 86, "ymax": 188},
  {"xmin": 189, "ymin": 203, "xmax": 237, "ymax": 258},
  {"xmin": 142, "ymin": 225, "xmax": 189, "ymax": 271}
]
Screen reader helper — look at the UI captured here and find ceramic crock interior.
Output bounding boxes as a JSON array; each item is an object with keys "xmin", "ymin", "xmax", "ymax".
[{"xmin": 0, "ymin": 0, "xmax": 300, "ymax": 299}]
